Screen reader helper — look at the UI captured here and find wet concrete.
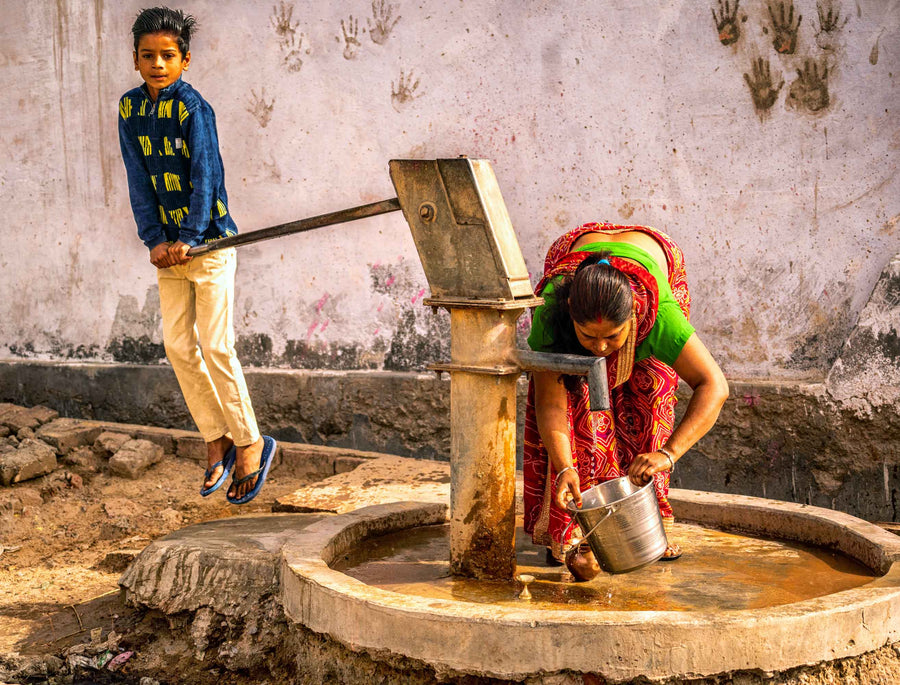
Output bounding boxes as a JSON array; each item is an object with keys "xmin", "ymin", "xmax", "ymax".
[{"xmin": 333, "ymin": 519, "xmax": 877, "ymax": 612}]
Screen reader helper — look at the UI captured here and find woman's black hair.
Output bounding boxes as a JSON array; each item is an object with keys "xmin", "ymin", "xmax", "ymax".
[
  {"xmin": 132, "ymin": 7, "xmax": 197, "ymax": 55},
  {"xmin": 537, "ymin": 251, "xmax": 633, "ymax": 393}
]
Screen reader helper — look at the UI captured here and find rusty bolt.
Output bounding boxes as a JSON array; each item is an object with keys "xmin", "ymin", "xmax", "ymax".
[{"xmin": 419, "ymin": 202, "xmax": 437, "ymax": 223}]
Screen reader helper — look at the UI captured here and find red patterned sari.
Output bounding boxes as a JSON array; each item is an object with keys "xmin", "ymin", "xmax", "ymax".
[{"xmin": 523, "ymin": 223, "xmax": 692, "ymax": 556}]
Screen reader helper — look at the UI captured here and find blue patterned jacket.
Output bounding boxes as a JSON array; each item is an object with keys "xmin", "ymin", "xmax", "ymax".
[{"xmin": 118, "ymin": 77, "xmax": 238, "ymax": 249}]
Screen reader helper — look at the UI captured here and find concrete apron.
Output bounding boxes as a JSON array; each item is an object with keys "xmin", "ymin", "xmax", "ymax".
[{"xmin": 278, "ymin": 492, "xmax": 900, "ymax": 682}]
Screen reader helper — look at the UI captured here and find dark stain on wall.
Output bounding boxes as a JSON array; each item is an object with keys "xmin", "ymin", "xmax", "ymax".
[
  {"xmin": 106, "ymin": 336, "xmax": 166, "ymax": 364},
  {"xmin": 236, "ymin": 333, "xmax": 275, "ymax": 367},
  {"xmin": 283, "ymin": 339, "xmax": 384, "ymax": 370},
  {"xmin": 7, "ymin": 343, "xmax": 36, "ymax": 357},
  {"xmin": 383, "ymin": 308, "xmax": 449, "ymax": 371}
]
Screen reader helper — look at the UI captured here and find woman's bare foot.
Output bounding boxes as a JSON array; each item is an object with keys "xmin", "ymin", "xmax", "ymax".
[
  {"xmin": 204, "ymin": 435, "xmax": 234, "ymax": 489},
  {"xmin": 227, "ymin": 437, "xmax": 265, "ymax": 501}
]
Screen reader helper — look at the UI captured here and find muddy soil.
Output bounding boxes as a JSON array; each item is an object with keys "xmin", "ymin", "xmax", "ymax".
[{"xmin": 0, "ymin": 455, "xmax": 312, "ymax": 683}]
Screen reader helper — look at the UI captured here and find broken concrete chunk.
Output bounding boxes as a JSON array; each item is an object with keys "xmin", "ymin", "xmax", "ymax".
[
  {"xmin": 108, "ymin": 439, "xmax": 164, "ymax": 479},
  {"xmin": 63, "ymin": 446, "xmax": 106, "ymax": 473},
  {"xmin": 36, "ymin": 418, "xmax": 103, "ymax": 455},
  {"xmin": 26, "ymin": 405, "xmax": 60, "ymax": 425},
  {"xmin": 94, "ymin": 431, "xmax": 132, "ymax": 457},
  {"xmin": 0, "ymin": 486, "xmax": 43, "ymax": 512},
  {"xmin": 0, "ymin": 406, "xmax": 41, "ymax": 433},
  {"xmin": 16, "ymin": 427, "xmax": 35, "ymax": 440},
  {"xmin": 133, "ymin": 427, "xmax": 176, "ymax": 455},
  {"xmin": 0, "ymin": 439, "xmax": 58, "ymax": 486}
]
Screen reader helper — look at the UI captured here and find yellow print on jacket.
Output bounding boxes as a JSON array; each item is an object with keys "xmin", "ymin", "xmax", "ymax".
[
  {"xmin": 216, "ymin": 199, "xmax": 228, "ymax": 218},
  {"xmin": 181, "ymin": 140, "xmax": 190, "ymax": 159},
  {"xmin": 158, "ymin": 206, "xmax": 168, "ymax": 224},
  {"xmin": 119, "ymin": 98, "xmax": 132, "ymax": 120},
  {"xmin": 157, "ymin": 100, "xmax": 174, "ymax": 118},
  {"xmin": 139, "ymin": 100, "xmax": 148, "ymax": 116},
  {"xmin": 150, "ymin": 175, "xmax": 157, "ymax": 191},
  {"xmin": 164, "ymin": 173, "xmax": 182, "ymax": 192},
  {"xmin": 162, "ymin": 138, "xmax": 175, "ymax": 156},
  {"xmin": 179, "ymin": 102, "xmax": 189, "ymax": 124},
  {"xmin": 139, "ymin": 136, "xmax": 152, "ymax": 156},
  {"xmin": 168, "ymin": 206, "xmax": 189, "ymax": 227}
]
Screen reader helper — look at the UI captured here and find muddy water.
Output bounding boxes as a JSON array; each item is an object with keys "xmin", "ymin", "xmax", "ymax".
[{"xmin": 332, "ymin": 521, "xmax": 877, "ymax": 611}]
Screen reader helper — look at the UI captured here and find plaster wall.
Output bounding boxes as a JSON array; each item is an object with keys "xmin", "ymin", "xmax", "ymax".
[{"xmin": 1, "ymin": 0, "xmax": 898, "ymax": 380}]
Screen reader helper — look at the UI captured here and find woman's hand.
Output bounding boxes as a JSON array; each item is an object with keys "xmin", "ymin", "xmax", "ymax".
[
  {"xmin": 627, "ymin": 451, "xmax": 671, "ymax": 486},
  {"xmin": 554, "ymin": 467, "xmax": 582, "ymax": 510}
]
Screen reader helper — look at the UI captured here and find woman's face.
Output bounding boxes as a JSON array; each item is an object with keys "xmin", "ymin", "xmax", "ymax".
[{"xmin": 572, "ymin": 317, "xmax": 631, "ymax": 357}]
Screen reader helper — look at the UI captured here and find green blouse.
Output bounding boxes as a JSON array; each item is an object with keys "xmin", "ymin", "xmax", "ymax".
[{"xmin": 527, "ymin": 242, "xmax": 694, "ymax": 367}]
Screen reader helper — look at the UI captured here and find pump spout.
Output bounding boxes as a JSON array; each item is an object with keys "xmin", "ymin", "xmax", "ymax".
[{"xmin": 514, "ymin": 350, "xmax": 609, "ymax": 412}]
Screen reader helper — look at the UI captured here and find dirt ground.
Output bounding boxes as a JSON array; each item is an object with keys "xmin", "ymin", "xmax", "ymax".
[{"xmin": 0, "ymin": 454, "xmax": 312, "ymax": 676}]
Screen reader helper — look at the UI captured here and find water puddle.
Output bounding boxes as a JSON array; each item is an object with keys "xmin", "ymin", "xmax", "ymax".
[{"xmin": 332, "ymin": 520, "xmax": 877, "ymax": 611}]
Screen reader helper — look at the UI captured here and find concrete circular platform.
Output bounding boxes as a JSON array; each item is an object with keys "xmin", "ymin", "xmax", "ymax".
[{"xmin": 280, "ymin": 491, "xmax": 900, "ymax": 682}]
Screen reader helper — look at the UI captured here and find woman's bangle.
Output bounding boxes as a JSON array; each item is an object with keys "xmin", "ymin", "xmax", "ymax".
[
  {"xmin": 555, "ymin": 466, "xmax": 577, "ymax": 486},
  {"xmin": 659, "ymin": 446, "xmax": 676, "ymax": 471}
]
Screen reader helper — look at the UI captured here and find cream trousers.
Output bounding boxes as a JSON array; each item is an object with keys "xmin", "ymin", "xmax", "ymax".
[{"xmin": 156, "ymin": 248, "xmax": 259, "ymax": 446}]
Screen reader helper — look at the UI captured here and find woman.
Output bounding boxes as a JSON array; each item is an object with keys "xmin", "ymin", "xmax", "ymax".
[{"xmin": 524, "ymin": 222, "xmax": 729, "ymax": 565}]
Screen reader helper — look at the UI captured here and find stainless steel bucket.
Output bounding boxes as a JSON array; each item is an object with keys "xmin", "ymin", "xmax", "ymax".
[{"xmin": 564, "ymin": 477, "xmax": 668, "ymax": 574}]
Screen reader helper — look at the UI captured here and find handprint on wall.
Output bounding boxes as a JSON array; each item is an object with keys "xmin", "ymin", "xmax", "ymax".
[
  {"xmin": 341, "ymin": 15, "xmax": 361, "ymax": 60},
  {"xmin": 767, "ymin": 1, "xmax": 802, "ymax": 54},
  {"xmin": 815, "ymin": 1, "xmax": 849, "ymax": 50},
  {"xmin": 271, "ymin": 2, "xmax": 299, "ymax": 49},
  {"xmin": 711, "ymin": 0, "xmax": 742, "ymax": 46},
  {"xmin": 246, "ymin": 88, "xmax": 275, "ymax": 128},
  {"xmin": 283, "ymin": 34, "xmax": 306, "ymax": 73},
  {"xmin": 787, "ymin": 59, "xmax": 830, "ymax": 113},
  {"xmin": 391, "ymin": 69, "xmax": 421, "ymax": 112},
  {"xmin": 368, "ymin": 0, "xmax": 401, "ymax": 45},
  {"xmin": 743, "ymin": 58, "xmax": 784, "ymax": 113},
  {"xmin": 271, "ymin": 3, "xmax": 307, "ymax": 72}
]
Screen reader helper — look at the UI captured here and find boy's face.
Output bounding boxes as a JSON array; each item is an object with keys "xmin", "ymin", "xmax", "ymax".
[{"xmin": 134, "ymin": 32, "xmax": 190, "ymax": 100}]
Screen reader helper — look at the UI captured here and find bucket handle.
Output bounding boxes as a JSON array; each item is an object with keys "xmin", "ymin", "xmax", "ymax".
[{"xmin": 562, "ymin": 504, "xmax": 618, "ymax": 549}]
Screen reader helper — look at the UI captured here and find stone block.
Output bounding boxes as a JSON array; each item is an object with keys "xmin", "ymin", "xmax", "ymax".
[
  {"xmin": 176, "ymin": 434, "xmax": 206, "ymax": 463},
  {"xmin": 26, "ymin": 405, "xmax": 59, "ymax": 425},
  {"xmin": 35, "ymin": 418, "xmax": 102, "ymax": 455},
  {"xmin": 0, "ymin": 425, "xmax": 8, "ymax": 438},
  {"xmin": 16, "ymin": 427, "xmax": 35, "ymax": 440},
  {"xmin": 0, "ymin": 439, "xmax": 58, "ymax": 486},
  {"xmin": 94, "ymin": 431, "xmax": 132, "ymax": 457},
  {"xmin": 63, "ymin": 446, "xmax": 105, "ymax": 473},
  {"xmin": 133, "ymin": 427, "xmax": 176, "ymax": 455},
  {"xmin": 0, "ymin": 487, "xmax": 43, "ymax": 512},
  {"xmin": 0, "ymin": 406, "xmax": 40, "ymax": 433},
  {"xmin": 108, "ymin": 439, "xmax": 164, "ymax": 479}
]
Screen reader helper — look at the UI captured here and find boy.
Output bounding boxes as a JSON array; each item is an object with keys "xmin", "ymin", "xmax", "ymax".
[{"xmin": 118, "ymin": 7, "xmax": 275, "ymax": 504}]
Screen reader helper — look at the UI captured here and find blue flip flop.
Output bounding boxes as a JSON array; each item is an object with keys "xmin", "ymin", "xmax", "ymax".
[
  {"xmin": 200, "ymin": 444, "xmax": 236, "ymax": 497},
  {"xmin": 226, "ymin": 436, "xmax": 276, "ymax": 505}
]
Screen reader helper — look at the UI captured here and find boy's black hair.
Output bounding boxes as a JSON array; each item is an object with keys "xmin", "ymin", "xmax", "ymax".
[{"xmin": 132, "ymin": 7, "xmax": 197, "ymax": 55}]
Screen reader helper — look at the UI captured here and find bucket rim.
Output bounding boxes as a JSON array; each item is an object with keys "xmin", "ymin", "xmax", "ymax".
[{"xmin": 565, "ymin": 476, "xmax": 654, "ymax": 514}]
